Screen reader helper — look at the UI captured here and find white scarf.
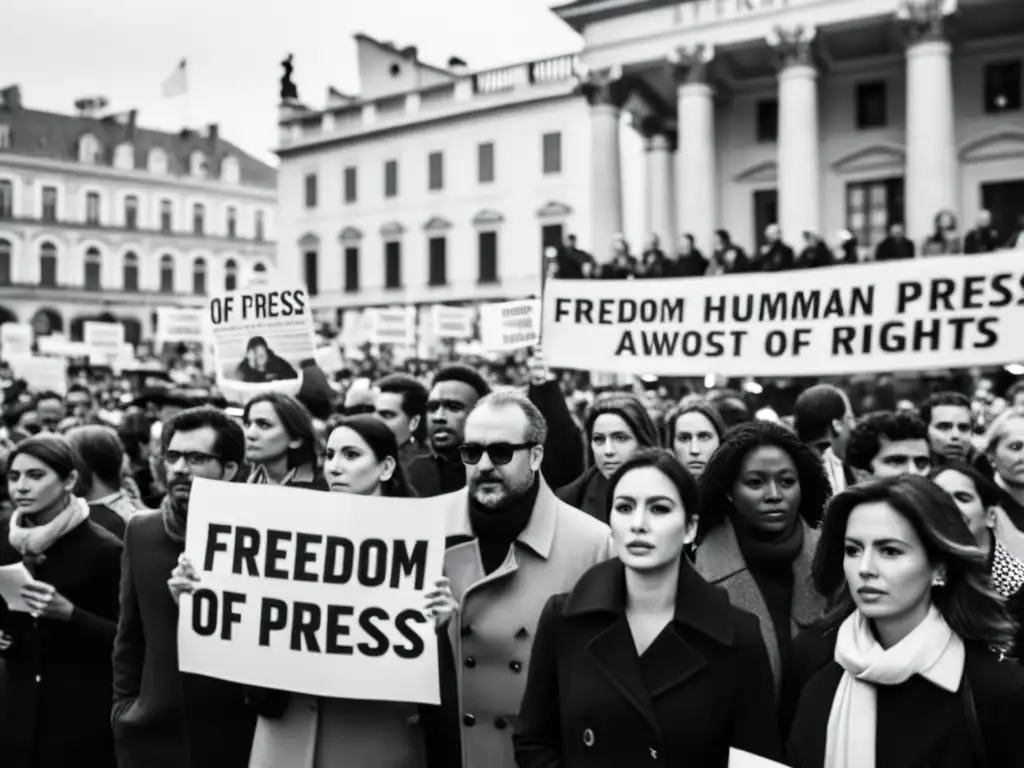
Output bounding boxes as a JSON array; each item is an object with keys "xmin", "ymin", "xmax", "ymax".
[
  {"xmin": 8, "ymin": 496, "xmax": 91, "ymax": 559},
  {"xmin": 825, "ymin": 605, "xmax": 965, "ymax": 768}
]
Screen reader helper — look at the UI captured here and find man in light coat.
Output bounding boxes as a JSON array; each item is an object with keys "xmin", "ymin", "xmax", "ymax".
[{"xmin": 442, "ymin": 388, "xmax": 610, "ymax": 768}]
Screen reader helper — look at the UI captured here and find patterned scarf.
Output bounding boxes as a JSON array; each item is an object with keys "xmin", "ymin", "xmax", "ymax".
[
  {"xmin": 247, "ymin": 464, "xmax": 299, "ymax": 486},
  {"xmin": 9, "ymin": 496, "xmax": 91, "ymax": 567}
]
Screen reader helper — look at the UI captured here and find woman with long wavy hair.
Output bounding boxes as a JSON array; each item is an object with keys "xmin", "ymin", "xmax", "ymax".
[{"xmin": 788, "ymin": 475, "xmax": 1024, "ymax": 767}]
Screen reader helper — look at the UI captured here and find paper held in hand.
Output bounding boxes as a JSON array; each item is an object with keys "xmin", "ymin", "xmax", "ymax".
[
  {"xmin": 0, "ymin": 562, "xmax": 33, "ymax": 612},
  {"xmin": 729, "ymin": 748, "xmax": 788, "ymax": 767}
]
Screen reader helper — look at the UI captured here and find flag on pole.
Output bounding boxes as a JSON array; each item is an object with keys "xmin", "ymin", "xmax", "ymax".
[{"xmin": 162, "ymin": 59, "xmax": 188, "ymax": 99}]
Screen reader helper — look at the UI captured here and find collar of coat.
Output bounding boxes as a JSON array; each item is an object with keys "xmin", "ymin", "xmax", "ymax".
[
  {"xmin": 444, "ymin": 473, "xmax": 560, "ymax": 559},
  {"xmin": 559, "ymin": 556, "xmax": 735, "ymax": 647}
]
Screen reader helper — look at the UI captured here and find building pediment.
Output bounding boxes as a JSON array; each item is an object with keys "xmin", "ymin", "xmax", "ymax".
[
  {"xmin": 472, "ymin": 209, "xmax": 505, "ymax": 225},
  {"xmin": 959, "ymin": 129, "xmax": 1024, "ymax": 163},
  {"xmin": 537, "ymin": 201, "xmax": 573, "ymax": 218},
  {"xmin": 734, "ymin": 160, "xmax": 776, "ymax": 183},
  {"xmin": 298, "ymin": 232, "xmax": 320, "ymax": 247},
  {"xmin": 424, "ymin": 216, "xmax": 453, "ymax": 232},
  {"xmin": 380, "ymin": 221, "xmax": 405, "ymax": 236},
  {"xmin": 339, "ymin": 226, "xmax": 363, "ymax": 242},
  {"xmin": 831, "ymin": 144, "xmax": 905, "ymax": 174}
]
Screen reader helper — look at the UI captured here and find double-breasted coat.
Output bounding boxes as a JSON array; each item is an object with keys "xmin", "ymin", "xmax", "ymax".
[
  {"xmin": 0, "ymin": 517, "xmax": 122, "ymax": 768},
  {"xmin": 512, "ymin": 557, "xmax": 782, "ymax": 768},
  {"xmin": 441, "ymin": 479, "xmax": 611, "ymax": 768}
]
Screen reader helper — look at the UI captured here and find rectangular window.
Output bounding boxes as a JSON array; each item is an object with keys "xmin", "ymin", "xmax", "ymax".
[
  {"xmin": 0, "ymin": 180, "xmax": 13, "ymax": 218},
  {"xmin": 384, "ymin": 160, "xmax": 398, "ymax": 198},
  {"xmin": 344, "ymin": 247, "xmax": 359, "ymax": 292},
  {"xmin": 428, "ymin": 152, "xmax": 444, "ymax": 191},
  {"xmin": 40, "ymin": 255, "xmax": 57, "ymax": 287},
  {"xmin": 846, "ymin": 177, "xmax": 905, "ymax": 252},
  {"xmin": 344, "ymin": 167, "xmax": 357, "ymax": 203},
  {"xmin": 855, "ymin": 81, "xmax": 888, "ymax": 129},
  {"xmin": 227, "ymin": 206, "xmax": 237, "ymax": 238},
  {"xmin": 756, "ymin": 99, "xmax": 779, "ymax": 143},
  {"xmin": 478, "ymin": 231, "xmax": 498, "ymax": 283},
  {"xmin": 385, "ymin": 241, "xmax": 401, "ymax": 289},
  {"xmin": 304, "ymin": 250, "xmax": 319, "ymax": 296},
  {"xmin": 428, "ymin": 236, "xmax": 447, "ymax": 286},
  {"xmin": 478, "ymin": 142, "xmax": 495, "ymax": 184},
  {"xmin": 192, "ymin": 204, "xmax": 205, "ymax": 235},
  {"xmin": 124, "ymin": 263, "xmax": 139, "ymax": 292},
  {"xmin": 984, "ymin": 60, "xmax": 1022, "ymax": 114},
  {"xmin": 304, "ymin": 173, "xmax": 318, "ymax": 208},
  {"xmin": 125, "ymin": 195, "xmax": 138, "ymax": 230},
  {"xmin": 0, "ymin": 125, "xmax": 10, "ymax": 150},
  {"xmin": 86, "ymin": 192, "xmax": 101, "ymax": 225},
  {"xmin": 542, "ymin": 132, "xmax": 562, "ymax": 175},
  {"xmin": 84, "ymin": 261, "xmax": 101, "ymax": 291},
  {"xmin": 41, "ymin": 186, "xmax": 58, "ymax": 222},
  {"xmin": 160, "ymin": 200, "xmax": 173, "ymax": 232},
  {"xmin": 255, "ymin": 210, "xmax": 265, "ymax": 241}
]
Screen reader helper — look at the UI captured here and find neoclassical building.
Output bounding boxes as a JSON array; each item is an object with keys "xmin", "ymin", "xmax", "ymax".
[{"xmin": 0, "ymin": 84, "xmax": 277, "ymax": 345}]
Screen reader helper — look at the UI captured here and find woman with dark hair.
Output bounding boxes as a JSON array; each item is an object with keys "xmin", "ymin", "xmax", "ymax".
[
  {"xmin": 515, "ymin": 449, "xmax": 781, "ymax": 766},
  {"xmin": 788, "ymin": 476, "xmax": 1024, "ymax": 767},
  {"xmin": 695, "ymin": 420, "xmax": 832, "ymax": 695},
  {"xmin": 235, "ymin": 336, "xmax": 299, "ymax": 384},
  {"xmin": 664, "ymin": 399, "xmax": 727, "ymax": 478},
  {"xmin": 243, "ymin": 392, "xmax": 326, "ymax": 491},
  {"xmin": 0, "ymin": 434, "xmax": 122, "ymax": 768},
  {"xmin": 66, "ymin": 424, "xmax": 142, "ymax": 539},
  {"xmin": 557, "ymin": 392, "xmax": 660, "ymax": 522},
  {"xmin": 118, "ymin": 411, "xmax": 161, "ymax": 508}
]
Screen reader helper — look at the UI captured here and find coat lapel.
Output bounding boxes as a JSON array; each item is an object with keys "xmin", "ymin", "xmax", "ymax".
[
  {"xmin": 791, "ymin": 524, "xmax": 827, "ymax": 629},
  {"xmin": 584, "ymin": 618, "xmax": 662, "ymax": 738}
]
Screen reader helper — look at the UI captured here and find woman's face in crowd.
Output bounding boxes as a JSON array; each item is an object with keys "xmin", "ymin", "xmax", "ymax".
[
  {"xmin": 992, "ymin": 418, "xmax": 1024, "ymax": 485},
  {"xmin": 323, "ymin": 426, "xmax": 393, "ymax": 496},
  {"xmin": 247, "ymin": 345, "xmax": 269, "ymax": 370},
  {"xmin": 610, "ymin": 466, "xmax": 696, "ymax": 572},
  {"xmin": 730, "ymin": 445, "xmax": 802, "ymax": 537},
  {"xmin": 672, "ymin": 411, "xmax": 720, "ymax": 477},
  {"xmin": 244, "ymin": 402, "xmax": 299, "ymax": 464},
  {"xmin": 590, "ymin": 413, "xmax": 640, "ymax": 480},
  {"xmin": 932, "ymin": 469, "xmax": 993, "ymax": 546},
  {"xmin": 843, "ymin": 500, "xmax": 939, "ymax": 641},
  {"xmin": 8, "ymin": 453, "xmax": 71, "ymax": 515}
]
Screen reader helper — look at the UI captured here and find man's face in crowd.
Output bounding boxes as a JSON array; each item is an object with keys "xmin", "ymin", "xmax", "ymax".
[
  {"xmin": 463, "ymin": 404, "xmax": 540, "ymax": 511},
  {"xmin": 868, "ymin": 437, "xmax": 931, "ymax": 479},
  {"xmin": 927, "ymin": 404, "xmax": 973, "ymax": 461},
  {"xmin": 164, "ymin": 426, "xmax": 237, "ymax": 511},
  {"xmin": 426, "ymin": 380, "xmax": 479, "ymax": 453},
  {"xmin": 375, "ymin": 391, "xmax": 419, "ymax": 446},
  {"xmin": 36, "ymin": 397, "xmax": 64, "ymax": 432},
  {"xmin": 66, "ymin": 390, "xmax": 93, "ymax": 419}
]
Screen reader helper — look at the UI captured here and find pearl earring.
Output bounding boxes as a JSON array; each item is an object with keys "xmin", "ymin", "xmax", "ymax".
[{"xmin": 931, "ymin": 575, "xmax": 946, "ymax": 588}]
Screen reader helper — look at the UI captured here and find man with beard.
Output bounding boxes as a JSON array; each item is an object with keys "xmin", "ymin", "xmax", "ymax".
[
  {"xmin": 406, "ymin": 365, "xmax": 490, "ymax": 497},
  {"xmin": 112, "ymin": 407, "xmax": 254, "ymax": 768},
  {"xmin": 440, "ymin": 388, "xmax": 610, "ymax": 768}
]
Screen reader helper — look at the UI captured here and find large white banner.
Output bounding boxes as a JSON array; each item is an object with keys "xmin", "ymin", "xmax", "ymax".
[
  {"xmin": 542, "ymin": 251, "xmax": 1024, "ymax": 377},
  {"xmin": 178, "ymin": 479, "xmax": 448, "ymax": 705}
]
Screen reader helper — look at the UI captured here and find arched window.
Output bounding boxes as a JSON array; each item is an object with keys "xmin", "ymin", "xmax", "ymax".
[
  {"xmin": 39, "ymin": 241, "xmax": 57, "ymax": 287},
  {"xmin": 160, "ymin": 199, "xmax": 173, "ymax": 232},
  {"xmin": 251, "ymin": 261, "xmax": 268, "ymax": 285},
  {"xmin": 224, "ymin": 258, "xmax": 237, "ymax": 292},
  {"xmin": 192, "ymin": 257, "xmax": 207, "ymax": 295},
  {"xmin": 85, "ymin": 191, "xmax": 101, "ymax": 225},
  {"xmin": 84, "ymin": 246, "xmax": 102, "ymax": 290},
  {"xmin": 221, "ymin": 156, "xmax": 241, "ymax": 184},
  {"xmin": 148, "ymin": 148, "xmax": 168, "ymax": 174},
  {"xmin": 123, "ymin": 251, "xmax": 139, "ymax": 292},
  {"xmin": 253, "ymin": 262, "xmax": 267, "ymax": 274},
  {"xmin": 114, "ymin": 142, "xmax": 134, "ymax": 170},
  {"xmin": 0, "ymin": 239, "xmax": 11, "ymax": 285},
  {"xmin": 192, "ymin": 203, "xmax": 205, "ymax": 235},
  {"xmin": 78, "ymin": 133, "xmax": 100, "ymax": 164},
  {"xmin": 159, "ymin": 254, "xmax": 175, "ymax": 294}
]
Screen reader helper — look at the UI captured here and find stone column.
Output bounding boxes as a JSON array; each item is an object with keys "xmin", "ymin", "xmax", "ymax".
[
  {"xmin": 672, "ymin": 45, "xmax": 717, "ymax": 253},
  {"xmin": 768, "ymin": 25, "xmax": 821, "ymax": 244},
  {"xmin": 582, "ymin": 69, "xmax": 629, "ymax": 260},
  {"xmin": 641, "ymin": 116, "xmax": 677, "ymax": 251},
  {"xmin": 899, "ymin": 0, "xmax": 958, "ymax": 243}
]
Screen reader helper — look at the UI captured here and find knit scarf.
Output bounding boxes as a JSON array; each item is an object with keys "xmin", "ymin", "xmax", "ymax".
[
  {"xmin": 161, "ymin": 493, "xmax": 188, "ymax": 545},
  {"xmin": 825, "ymin": 605, "xmax": 965, "ymax": 768},
  {"xmin": 732, "ymin": 515, "xmax": 804, "ymax": 570},
  {"xmin": 247, "ymin": 463, "xmax": 299, "ymax": 486},
  {"xmin": 9, "ymin": 496, "xmax": 91, "ymax": 566}
]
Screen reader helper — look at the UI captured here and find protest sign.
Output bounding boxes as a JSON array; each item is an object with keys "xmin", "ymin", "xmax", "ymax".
[
  {"xmin": 480, "ymin": 299, "xmax": 540, "ymax": 353},
  {"xmin": 7, "ymin": 355, "xmax": 67, "ymax": 395},
  {"xmin": 542, "ymin": 251, "xmax": 1024, "ymax": 377},
  {"xmin": 366, "ymin": 307, "xmax": 416, "ymax": 346},
  {"xmin": 37, "ymin": 335, "xmax": 90, "ymax": 358},
  {"xmin": 431, "ymin": 305, "xmax": 474, "ymax": 339},
  {"xmin": 84, "ymin": 321, "xmax": 125, "ymax": 365},
  {"xmin": 177, "ymin": 479, "xmax": 448, "ymax": 704},
  {"xmin": 203, "ymin": 285, "xmax": 315, "ymax": 385},
  {"xmin": 1, "ymin": 323, "xmax": 33, "ymax": 357},
  {"xmin": 156, "ymin": 307, "xmax": 206, "ymax": 346}
]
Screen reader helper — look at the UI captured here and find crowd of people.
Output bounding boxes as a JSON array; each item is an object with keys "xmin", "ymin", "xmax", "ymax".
[
  {"xmin": 549, "ymin": 208, "xmax": 1024, "ymax": 280},
  {"xmin": 1, "ymin": 345, "xmax": 1024, "ymax": 767}
]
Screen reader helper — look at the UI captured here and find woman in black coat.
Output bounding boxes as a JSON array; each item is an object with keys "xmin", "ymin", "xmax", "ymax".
[
  {"xmin": 0, "ymin": 434, "xmax": 122, "ymax": 768},
  {"xmin": 788, "ymin": 476, "xmax": 1024, "ymax": 767},
  {"xmin": 515, "ymin": 450, "xmax": 781, "ymax": 767}
]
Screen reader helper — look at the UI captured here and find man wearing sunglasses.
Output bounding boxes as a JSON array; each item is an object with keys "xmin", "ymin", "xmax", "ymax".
[{"xmin": 440, "ymin": 388, "xmax": 610, "ymax": 768}]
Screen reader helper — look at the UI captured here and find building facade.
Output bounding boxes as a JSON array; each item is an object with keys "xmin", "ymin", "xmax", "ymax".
[{"xmin": 0, "ymin": 84, "xmax": 277, "ymax": 345}]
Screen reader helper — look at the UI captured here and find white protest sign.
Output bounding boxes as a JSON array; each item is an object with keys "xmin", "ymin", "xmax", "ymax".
[
  {"xmin": 480, "ymin": 300, "xmax": 541, "ymax": 352},
  {"xmin": 367, "ymin": 307, "xmax": 416, "ymax": 346},
  {"xmin": 7, "ymin": 354, "xmax": 67, "ymax": 395},
  {"xmin": 542, "ymin": 251, "xmax": 1024, "ymax": 377},
  {"xmin": 1, "ymin": 323, "xmax": 33, "ymax": 357},
  {"xmin": 177, "ymin": 479, "xmax": 448, "ymax": 705},
  {"xmin": 156, "ymin": 307, "xmax": 206, "ymax": 345},
  {"xmin": 37, "ymin": 335, "xmax": 91, "ymax": 358},
  {"xmin": 84, "ymin": 321, "xmax": 125, "ymax": 365},
  {"xmin": 431, "ymin": 305, "xmax": 474, "ymax": 339},
  {"xmin": 203, "ymin": 285, "xmax": 315, "ymax": 387},
  {"xmin": 315, "ymin": 344, "xmax": 344, "ymax": 373}
]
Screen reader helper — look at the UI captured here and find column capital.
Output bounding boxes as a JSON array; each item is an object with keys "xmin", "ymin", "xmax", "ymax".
[
  {"xmin": 668, "ymin": 44, "xmax": 715, "ymax": 86},
  {"xmin": 579, "ymin": 66, "xmax": 630, "ymax": 108},
  {"xmin": 896, "ymin": 0, "xmax": 956, "ymax": 46},
  {"xmin": 767, "ymin": 24, "xmax": 817, "ymax": 71}
]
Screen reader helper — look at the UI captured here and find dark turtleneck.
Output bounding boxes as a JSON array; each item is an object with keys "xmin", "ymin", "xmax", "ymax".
[
  {"xmin": 469, "ymin": 477, "xmax": 541, "ymax": 574},
  {"xmin": 435, "ymin": 450, "xmax": 468, "ymax": 494}
]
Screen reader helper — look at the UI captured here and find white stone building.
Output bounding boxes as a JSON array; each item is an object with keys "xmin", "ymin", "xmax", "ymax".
[{"xmin": 0, "ymin": 84, "xmax": 277, "ymax": 345}]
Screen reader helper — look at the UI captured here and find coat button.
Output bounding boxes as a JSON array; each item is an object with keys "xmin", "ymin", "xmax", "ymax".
[
  {"xmin": 35, "ymin": 674, "xmax": 41, "ymax": 683},
  {"xmin": 509, "ymin": 660, "xmax": 522, "ymax": 673},
  {"xmin": 464, "ymin": 657, "xmax": 476, "ymax": 669},
  {"xmin": 583, "ymin": 728, "xmax": 595, "ymax": 747},
  {"xmin": 462, "ymin": 714, "xmax": 475, "ymax": 727},
  {"xmin": 494, "ymin": 717, "xmax": 508, "ymax": 730}
]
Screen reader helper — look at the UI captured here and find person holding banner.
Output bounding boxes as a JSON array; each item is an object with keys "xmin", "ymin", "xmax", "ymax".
[
  {"xmin": 0, "ymin": 434, "xmax": 123, "ymax": 768},
  {"xmin": 514, "ymin": 450, "xmax": 781, "ymax": 767},
  {"xmin": 242, "ymin": 393, "xmax": 325, "ymax": 490}
]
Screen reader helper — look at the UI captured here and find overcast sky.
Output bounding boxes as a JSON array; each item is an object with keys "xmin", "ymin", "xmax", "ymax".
[{"xmin": 2, "ymin": 0, "xmax": 582, "ymax": 164}]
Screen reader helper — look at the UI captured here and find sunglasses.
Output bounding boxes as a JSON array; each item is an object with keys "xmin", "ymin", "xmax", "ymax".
[{"xmin": 459, "ymin": 442, "xmax": 535, "ymax": 466}]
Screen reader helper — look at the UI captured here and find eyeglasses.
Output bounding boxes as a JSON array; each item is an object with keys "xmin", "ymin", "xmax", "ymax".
[
  {"xmin": 163, "ymin": 450, "xmax": 220, "ymax": 469},
  {"xmin": 459, "ymin": 442, "xmax": 535, "ymax": 466}
]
